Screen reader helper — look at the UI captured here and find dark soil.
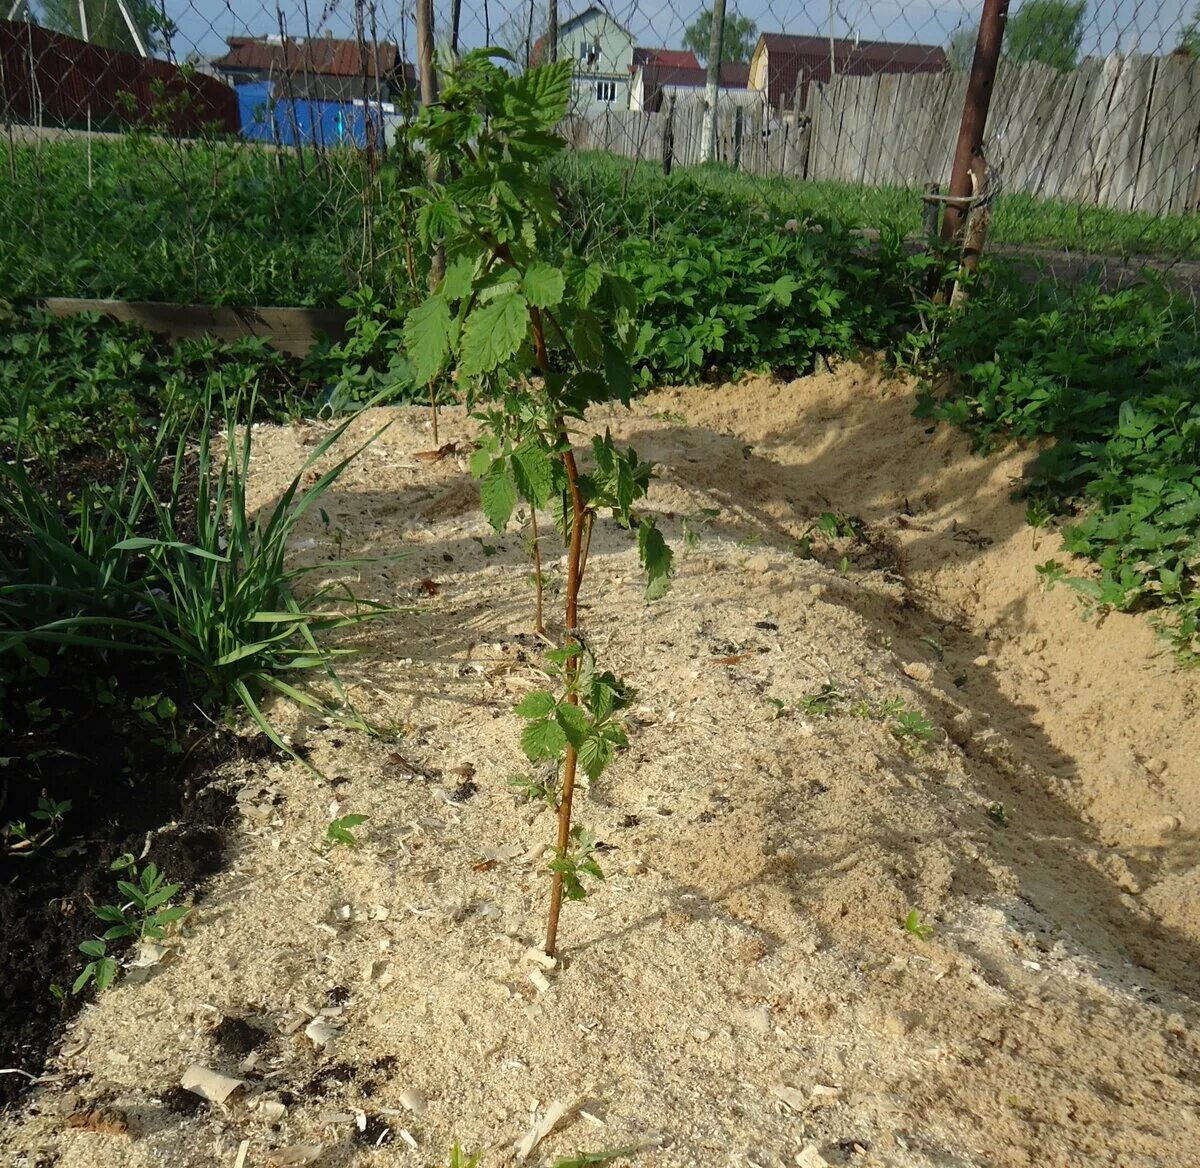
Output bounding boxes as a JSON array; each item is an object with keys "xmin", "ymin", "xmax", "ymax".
[
  {"xmin": 0, "ymin": 658, "xmax": 274, "ymax": 1108},
  {"xmin": 211, "ymin": 1015, "xmax": 271, "ymax": 1058}
]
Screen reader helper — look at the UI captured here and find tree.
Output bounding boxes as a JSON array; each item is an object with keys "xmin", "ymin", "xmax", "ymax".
[
  {"xmin": 1177, "ymin": 3, "xmax": 1200, "ymax": 56},
  {"xmin": 39, "ymin": 0, "xmax": 167, "ymax": 53},
  {"xmin": 683, "ymin": 8, "xmax": 757, "ymax": 65},
  {"xmin": 947, "ymin": 23, "xmax": 976, "ymax": 71},
  {"xmin": 1004, "ymin": 0, "xmax": 1086, "ymax": 71}
]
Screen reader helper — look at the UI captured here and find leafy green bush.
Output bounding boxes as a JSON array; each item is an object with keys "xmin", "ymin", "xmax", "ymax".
[{"xmin": 910, "ymin": 273, "xmax": 1200, "ymax": 663}]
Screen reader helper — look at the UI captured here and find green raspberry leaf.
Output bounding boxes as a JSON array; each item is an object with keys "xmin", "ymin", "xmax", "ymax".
[
  {"xmin": 522, "ymin": 263, "xmax": 565, "ymax": 309},
  {"xmin": 404, "ymin": 294, "xmax": 453, "ymax": 384},
  {"xmin": 461, "ymin": 291, "xmax": 528, "ymax": 377},
  {"xmin": 480, "ymin": 460, "xmax": 518, "ymax": 532},
  {"xmin": 511, "ymin": 441, "xmax": 555, "ymax": 508},
  {"xmin": 515, "ymin": 690, "xmax": 557, "ymax": 719},
  {"xmin": 638, "ymin": 517, "xmax": 674, "ymax": 600},
  {"xmin": 522, "ymin": 717, "xmax": 568, "ymax": 763}
]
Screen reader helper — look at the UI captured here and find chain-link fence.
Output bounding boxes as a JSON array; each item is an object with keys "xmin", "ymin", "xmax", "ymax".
[{"xmin": 2, "ymin": 0, "xmax": 1200, "ymax": 306}]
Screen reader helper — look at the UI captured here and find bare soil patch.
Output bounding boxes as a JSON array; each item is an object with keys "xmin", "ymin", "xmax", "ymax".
[{"xmin": 4, "ymin": 364, "xmax": 1197, "ymax": 1168}]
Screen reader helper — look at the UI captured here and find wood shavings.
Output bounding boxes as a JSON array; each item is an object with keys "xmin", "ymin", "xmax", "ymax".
[
  {"xmin": 233, "ymin": 1139, "xmax": 250, "ymax": 1168},
  {"xmin": 304, "ymin": 1018, "xmax": 341, "ymax": 1049},
  {"xmin": 528, "ymin": 969, "xmax": 551, "ymax": 994},
  {"xmin": 512, "ymin": 1099, "xmax": 574, "ymax": 1162},
  {"xmin": 771, "ymin": 1084, "xmax": 807, "ymax": 1112},
  {"xmin": 180, "ymin": 1064, "xmax": 246, "ymax": 1104},
  {"xmin": 267, "ymin": 1145, "xmax": 323, "ymax": 1167}
]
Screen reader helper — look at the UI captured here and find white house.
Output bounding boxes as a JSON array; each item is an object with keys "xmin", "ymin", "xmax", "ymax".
[{"xmin": 535, "ymin": 4, "xmax": 634, "ymax": 111}]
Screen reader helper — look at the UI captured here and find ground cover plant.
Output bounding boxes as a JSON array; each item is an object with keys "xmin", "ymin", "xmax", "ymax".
[
  {"xmin": 404, "ymin": 50, "xmax": 672, "ymax": 955},
  {"xmin": 907, "ymin": 270, "xmax": 1200, "ymax": 664}
]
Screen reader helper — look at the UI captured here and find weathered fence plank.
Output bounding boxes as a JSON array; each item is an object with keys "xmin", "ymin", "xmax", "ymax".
[{"xmin": 566, "ymin": 55, "xmax": 1200, "ymax": 215}]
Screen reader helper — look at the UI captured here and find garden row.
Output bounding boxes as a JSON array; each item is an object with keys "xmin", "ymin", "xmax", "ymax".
[{"xmin": 1, "ymin": 49, "xmax": 1198, "ymax": 1095}]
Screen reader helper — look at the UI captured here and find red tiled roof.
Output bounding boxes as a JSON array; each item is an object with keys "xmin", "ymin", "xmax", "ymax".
[
  {"xmin": 756, "ymin": 32, "xmax": 946, "ymax": 108},
  {"xmin": 633, "ymin": 46, "xmax": 700, "ymax": 69},
  {"xmin": 214, "ymin": 35, "xmax": 406, "ymax": 79}
]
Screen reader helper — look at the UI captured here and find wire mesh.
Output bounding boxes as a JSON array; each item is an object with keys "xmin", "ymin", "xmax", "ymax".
[{"xmin": 2, "ymin": 0, "xmax": 1200, "ymax": 306}]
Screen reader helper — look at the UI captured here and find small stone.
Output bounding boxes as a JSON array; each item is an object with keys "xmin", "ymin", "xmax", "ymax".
[
  {"xmin": 809, "ymin": 1084, "xmax": 842, "ymax": 1106},
  {"xmin": 902, "ymin": 661, "xmax": 934, "ymax": 683},
  {"xmin": 746, "ymin": 553, "xmax": 770, "ymax": 574},
  {"xmin": 398, "ymin": 1089, "xmax": 426, "ymax": 1117},
  {"xmin": 1144, "ymin": 757, "xmax": 1168, "ymax": 777},
  {"xmin": 973, "ymin": 655, "xmax": 991, "ymax": 667}
]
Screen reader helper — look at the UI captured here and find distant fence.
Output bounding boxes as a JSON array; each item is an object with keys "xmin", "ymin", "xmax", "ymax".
[
  {"xmin": 563, "ymin": 99, "xmax": 810, "ymax": 179},
  {"xmin": 567, "ymin": 53, "xmax": 1200, "ymax": 216},
  {"xmin": 0, "ymin": 20, "xmax": 238, "ymax": 135}
]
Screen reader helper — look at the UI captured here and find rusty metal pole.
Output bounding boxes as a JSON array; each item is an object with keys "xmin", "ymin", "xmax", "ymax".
[{"xmin": 941, "ymin": 0, "xmax": 1008, "ymax": 245}]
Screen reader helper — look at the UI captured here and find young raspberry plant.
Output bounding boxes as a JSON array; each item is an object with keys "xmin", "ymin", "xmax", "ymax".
[{"xmin": 404, "ymin": 50, "xmax": 672, "ymax": 955}]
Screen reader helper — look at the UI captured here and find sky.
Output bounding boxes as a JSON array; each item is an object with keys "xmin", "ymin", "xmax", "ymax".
[{"xmin": 86, "ymin": 0, "xmax": 1197, "ymax": 70}]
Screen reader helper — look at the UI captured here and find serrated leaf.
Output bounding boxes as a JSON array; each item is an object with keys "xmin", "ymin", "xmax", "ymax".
[
  {"xmin": 417, "ymin": 197, "xmax": 458, "ymax": 246},
  {"xmin": 461, "ymin": 292, "xmax": 528, "ymax": 377},
  {"xmin": 480, "ymin": 461, "xmax": 518, "ymax": 532},
  {"xmin": 440, "ymin": 255, "xmax": 476, "ymax": 302},
  {"xmin": 404, "ymin": 295, "xmax": 453, "ymax": 383},
  {"xmin": 515, "ymin": 690, "xmax": 556, "ymax": 718},
  {"xmin": 79, "ymin": 939, "xmax": 106, "ymax": 958},
  {"xmin": 469, "ymin": 447, "xmax": 492, "ymax": 478},
  {"xmin": 514, "ymin": 59, "xmax": 574, "ymax": 124},
  {"xmin": 522, "ymin": 263, "xmax": 565, "ymax": 309},
  {"xmin": 554, "ymin": 702, "xmax": 591, "ymax": 748},
  {"xmin": 576, "ymin": 734, "xmax": 611, "ymax": 781},
  {"xmin": 574, "ymin": 263, "xmax": 603, "ymax": 308},
  {"xmin": 638, "ymin": 518, "xmax": 673, "ymax": 600},
  {"xmin": 522, "ymin": 717, "xmax": 567, "ymax": 762},
  {"xmin": 511, "ymin": 441, "xmax": 554, "ymax": 508}
]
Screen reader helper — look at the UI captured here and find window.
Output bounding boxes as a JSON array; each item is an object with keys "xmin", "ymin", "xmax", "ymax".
[
  {"xmin": 578, "ymin": 38, "xmax": 599, "ymax": 67},
  {"xmin": 596, "ymin": 80, "xmax": 616, "ymax": 103}
]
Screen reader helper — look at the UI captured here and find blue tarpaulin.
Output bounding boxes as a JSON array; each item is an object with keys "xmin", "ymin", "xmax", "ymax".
[{"xmin": 235, "ymin": 81, "xmax": 384, "ymax": 148}]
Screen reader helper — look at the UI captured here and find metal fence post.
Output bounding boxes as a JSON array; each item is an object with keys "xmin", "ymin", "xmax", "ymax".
[{"xmin": 941, "ymin": 0, "xmax": 1008, "ymax": 246}]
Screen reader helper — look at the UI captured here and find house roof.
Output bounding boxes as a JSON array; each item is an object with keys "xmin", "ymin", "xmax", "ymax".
[
  {"xmin": 754, "ymin": 32, "xmax": 945, "ymax": 107},
  {"xmin": 531, "ymin": 4, "xmax": 633, "ymax": 66},
  {"xmin": 633, "ymin": 46, "xmax": 700, "ymax": 69},
  {"xmin": 635, "ymin": 60, "xmax": 750, "ymax": 108},
  {"xmin": 213, "ymin": 35, "xmax": 412, "ymax": 80},
  {"xmin": 555, "ymin": 4, "xmax": 632, "ymax": 38}
]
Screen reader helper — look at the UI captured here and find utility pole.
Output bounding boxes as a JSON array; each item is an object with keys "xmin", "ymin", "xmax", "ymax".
[
  {"xmin": 548, "ymin": 0, "xmax": 557, "ymax": 62},
  {"xmin": 699, "ymin": 0, "xmax": 727, "ymax": 163}
]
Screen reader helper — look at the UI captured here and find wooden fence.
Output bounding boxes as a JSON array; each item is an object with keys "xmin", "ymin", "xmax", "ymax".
[
  {"xmin": 567, "ymin": 53, "xmax": 1200, "ymax": 216},
  {"xmin": 562, "ymin": 97, "xmax": 811, "ymax": 179}
]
